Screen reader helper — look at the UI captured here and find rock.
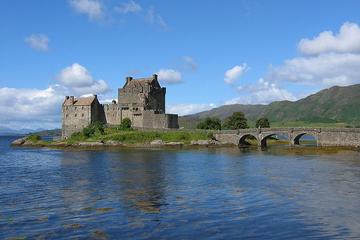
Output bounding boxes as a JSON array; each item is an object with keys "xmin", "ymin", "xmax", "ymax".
[
  {"xmin": 191, "ymin": 140, "xmax": 210, "ymax": 145},
  {"xmin": 165, "ymin": 142, "xmax": 184, "ymax": 146},
  {"xmin": 11, "ymin": 137, "xmax": 26, "ymax": 146},
  {"xmin": 76, "ymin": 141, "xmax": 104, "ymax": 147},
  {"xmin": 150, "ymin": 139, "xmax": 164, "ymax": 146},
  {"xmin": 104, "ymin": 140, "xmax": 122, "ymax": 146}
]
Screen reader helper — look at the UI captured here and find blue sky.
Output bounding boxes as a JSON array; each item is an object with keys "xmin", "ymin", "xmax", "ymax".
[{"xmin": 1, "ymin": 0, "xmax": 360, "ymax": 129}]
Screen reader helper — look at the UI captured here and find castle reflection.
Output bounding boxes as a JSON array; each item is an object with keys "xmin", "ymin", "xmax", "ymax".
[{"xmin": 59, "ymin": 149, "xmax": 169, "ymax": 214}]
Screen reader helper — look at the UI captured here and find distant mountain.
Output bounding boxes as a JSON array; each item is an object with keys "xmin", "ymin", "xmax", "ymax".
[
  {"xmin": 0, "ymin": 127, "xmax": 61, "ymax": 137},
  {"xmin": 180, "ymin": 84, "xmax": 360, "ymax": 128}
]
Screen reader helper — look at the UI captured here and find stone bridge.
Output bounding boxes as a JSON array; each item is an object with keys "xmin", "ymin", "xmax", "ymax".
[{"xmin": 214, "ymin": 128, "xmax": 360, "ymax": 147}]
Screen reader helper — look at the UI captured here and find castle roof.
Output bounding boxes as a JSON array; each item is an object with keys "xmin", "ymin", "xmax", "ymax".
[
  {"xmin": 123, "ymin": 75, "xmax": 161, "ymax": 90},
  {"xmin": 63, "ymin": 96, "xmax": 97, "ymax": 106}
]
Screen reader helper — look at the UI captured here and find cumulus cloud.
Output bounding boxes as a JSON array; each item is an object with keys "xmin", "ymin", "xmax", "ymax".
[
  {"xmin": 167, "ymin": 103, "xmax": 216, "ymax": 116},
  {"xmin": 225, "ymin": 78, "xmax": 296, "ymax": 105},
  {"xmin": 266, "ymin": 53, "xmax": 360, "ymax": 86},
  {"xmin": 298, "ymin": 22, "xmax": 360, "ymax": 55},
  {"xmin": 0, "ymin": 86, "xmax": 64, "ymax": 129},
  {"xmin": 0, "ymin": 63, "xmax": 111, "ymax": 129},
  {"xmin": 57, "ymin": 63, "xmax": 109, "ymax": 94},
  {"xmin": 69, "ymin": 0, "xmax": 103, "ymax": 20},
  {"xmin": 25, "ymin": 34, "xmax": 49, "ymax": 52},
  {"xmin": 157, "ymin": 69, "xmax": 182, "ymax": 84},
  {"xmin": 145, "ymin": 7, "xmax": 167, "ymax": 29},
  {"xmin": 224, "ymin": 64, "xmax": 249, "ymax": 84},
  {"xmin": 115, "ymin": 0, "xmax": 142, "ymax": 14}
]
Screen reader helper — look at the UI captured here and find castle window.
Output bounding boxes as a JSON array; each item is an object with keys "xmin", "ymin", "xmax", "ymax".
[
  {"xmin": 82, "ymin": 113, "xmax": 84, "ymax": 117},
  {"xmin": 66, "ymin": 114, "xmax": 68, "ymax": 118},
  {"xmin": 75, "ymin": 114, "xmax": 77, "ymax": 117},
  {"xmin": 82, "ymin": 106, "xmax": 84, "ymax": 110},
  {"xmin": 75, "ymin": 107, "xmax": 77, "ymax": 110}
]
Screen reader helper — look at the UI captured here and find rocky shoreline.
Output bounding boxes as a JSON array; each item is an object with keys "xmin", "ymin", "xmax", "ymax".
[{"xmin": 10, "ymin": 137, "xmax": 232, "ymax": 149}]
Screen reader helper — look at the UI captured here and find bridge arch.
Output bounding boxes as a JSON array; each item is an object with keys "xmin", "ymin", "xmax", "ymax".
[
  {"xmin": 292, "ymin": 132, "xmax": 318, "ymax": 145},
  {"xmin": 239, "ymin": 134, "xmax": 259, "ymax": 146},
  {"xmin": 260, "ymin": 132, "xmax": 290, "ymax": 147}
]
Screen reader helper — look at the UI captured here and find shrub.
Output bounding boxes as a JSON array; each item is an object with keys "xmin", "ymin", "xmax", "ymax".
[
  {"xmin": 26, "ymin": 134, "xmax": 41, "ymax": 142},
  {"xmin": 82, "ymin": 121, "xmax": 105, "ymax": 137},
  {"xmin": 118, "ymin": 118, "xmax": 132, "ymax": 130},
  {"xmin": 255, "ymin": 117, "xmax": 270, "ymax": 128},
  {"xmin": 196, "ymin": 117, "xmax": 222, "ymax": 130},
  {"xmin": 222, "ymin": 112, "xmax": 248, "ymax": 130}
]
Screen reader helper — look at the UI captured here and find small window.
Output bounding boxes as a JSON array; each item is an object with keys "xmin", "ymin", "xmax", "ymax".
[
  {"xmin": 75, "ymin": 114, "xmax": 77, "ymax": 117},
  {"xmin": 82, "ymin": 106, "xmax": 84, "ymax": 110},
  {"xmin": 66, "ymin": 114, "xmax": 68, "ymax": 118},
  {"xmin": 75, "ymin": 107, "xmax": 77, "ymax": 110},
  {"xmin": 82, "ymin": 113, "xmax": 84, "ymax": 117}
]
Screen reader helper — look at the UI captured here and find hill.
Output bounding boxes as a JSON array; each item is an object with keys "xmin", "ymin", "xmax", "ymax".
[{"xmin": 179, "ymin": 84, "xmax": 360, "ymax": 128}]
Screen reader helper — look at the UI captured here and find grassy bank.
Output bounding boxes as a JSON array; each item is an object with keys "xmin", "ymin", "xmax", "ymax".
[{"xmin": 67, "ymin": 127, "xmax": 213, "ymax": 144}]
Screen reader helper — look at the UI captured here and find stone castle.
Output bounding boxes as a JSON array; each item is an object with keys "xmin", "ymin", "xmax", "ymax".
[{"xmin": 62, "ymin": 74, "xmax": 179, "ymax": 138}]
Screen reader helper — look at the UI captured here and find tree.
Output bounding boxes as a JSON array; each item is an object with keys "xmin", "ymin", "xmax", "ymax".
[
  {"xmin": 196, "ymin": 117, "xmax": 222, "ymax": 130},
  {"xmin": 119, "ymin": 118, "xmax": 132, "ymax": 130},
  {"xmin": 83, "ymin": 121, "xmax": 105, "ymax": 137},
  {"xmin": 256, "ymin": 117, "xmax": 270, "ymax": 128},
  {"xmin": 222, "ymin": 112, "xmax": 248, "ymax": 130}
]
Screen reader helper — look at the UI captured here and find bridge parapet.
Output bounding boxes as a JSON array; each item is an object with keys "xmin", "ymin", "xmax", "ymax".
[{"xmin": 214, "ymin": 127, "xmax": 360, "ymax": 148}]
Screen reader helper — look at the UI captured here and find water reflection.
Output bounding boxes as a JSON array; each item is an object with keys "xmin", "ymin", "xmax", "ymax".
[{"xmin": 1, "ymin": 136, "xmax": 360, "ymax": 239}]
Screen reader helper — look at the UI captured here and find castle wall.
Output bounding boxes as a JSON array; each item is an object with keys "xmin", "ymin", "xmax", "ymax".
[
  {"xmin": 103, "ymin": 104, "xmax": 121, "ymax": 125},
  {"xmin": 62, "ymin": 105, "xmax": 92, "ymax": 138},
  {"xmin": 141, "ymin": 111, "xmax": 179, "ymax": 129}
]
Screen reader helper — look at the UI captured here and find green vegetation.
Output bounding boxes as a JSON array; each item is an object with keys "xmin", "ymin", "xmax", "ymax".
[
  {"xmin": 101, "ymin": 129, "xmax": 210, "ymax": 144},
  {"xmin": 196, "ymin": 117, "xmax": 222, "ymax": 130},
  {"xmin": 67, "ymin": 125, "xmax": 212, "ymax": 145},
  {"xmin": 82, "ymin": 122, "xmax": 105, "ymax": 137},
  {"xmin": 118, "ymin": 118, "xmax": 132, "ymax": 130},
  {"xmin": 222, "ymin": 112, "xmax": 248, "ymax": 130},
  {"xmin": 179, "ymin": 84, "xmax": 360, "ymax": 128},
  {"xmin": 25, "ymin": 134, "xmax": 41, "ymax": 142},
  {"xmin": 256, "ymin": 117, "xmax": 270, "ymax": 128}
]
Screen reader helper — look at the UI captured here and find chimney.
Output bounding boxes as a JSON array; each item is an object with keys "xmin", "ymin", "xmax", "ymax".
[
  {"xmin": 65, "ymin": 96, "xmax": 69, "ymax": 100},
  {"xmin": 112, "ymin": 100, "xmax": 117, "ymax": 104},
  {"xmin": 126, "ymin": 76, "xmax": 133, "ymax": 84},
  {"xmin": 153, "ymin": 74, "xmax": 158, "ymax": 80},
  {"xmin": 69, "ymin": 96, "xmax": 75, "ymax": 104},
  {"xmin": 94, "ymin": 94, "xmax": 98, "ymax": 99}
]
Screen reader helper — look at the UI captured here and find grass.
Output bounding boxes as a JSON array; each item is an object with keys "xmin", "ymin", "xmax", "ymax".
[
  {"xmin": 67, "ymin": 127, "xmax": 212, "ymax": 144},
  {"xmin": 25, "ymin": 134, "xmax": 41, "ymax": 142}
]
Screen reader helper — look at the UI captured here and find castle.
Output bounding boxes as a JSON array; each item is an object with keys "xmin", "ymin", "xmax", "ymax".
[{"xmin": 62, "ymin": 74, "xmax": 179, "ymax": 138}]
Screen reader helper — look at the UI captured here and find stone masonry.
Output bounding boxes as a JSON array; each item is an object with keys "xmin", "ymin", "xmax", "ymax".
[
  {"xmin": 62, "ymin": 74, "xmax": 179, "ymax": 138},
  {"xmin": 214, "ymin": 127, "xmax": 360, "ymax": 147}
]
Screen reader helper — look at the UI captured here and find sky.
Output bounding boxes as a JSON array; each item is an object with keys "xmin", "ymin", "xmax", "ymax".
[{"xmin": 1, "ymin": 0, "xmax": 360, "ymax": 130}]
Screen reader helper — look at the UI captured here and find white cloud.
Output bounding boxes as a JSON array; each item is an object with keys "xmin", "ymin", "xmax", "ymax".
[
  {"xmin": 266, "ymin": 53, "xmax": 360, "ymax": 87},
  {"xmin": 298, "ymin": 22, "xmax": 360, "ymax": 55},
  {"xmin": 157, "ymin": 69, "xmax": 182, "ymax": 84},
  {"xmin": 115, "ymin": 0, "xmax": 142, "ymax": 14},
  {"xmin": 25, "ymin": 34, "xmax": 49, "ymax": 52},
  {"xmin": 0, "ymin": 86, "xmax": 63, "ymax": 129},
  {"xmin": 225, "ymin": 78, "xmax": 296, "ymax": 105},
  {"xmin": 57, "ymin": 63, "xmax": 109, "ymax": 94},
  {"xmin": 145, "ymin": 7, "xmax": 167, "ymax": 29},
  {"xmin": 182, "ymin": 56, "xmax": 197, "ymax": 71},
  {"xmin": 0, "ymin": 63, "xmax": 111, "ymax": 130},
  {"xmin": 224, "ymin": 64, "xmax": 249, "ymax": 84},
  {"xmin": 167, "ymin": 103, "xmax": 216, "ymax": 116},
  {"xmin": 69, "ymin": 0, "xmax": 103, "ymax": 20}
]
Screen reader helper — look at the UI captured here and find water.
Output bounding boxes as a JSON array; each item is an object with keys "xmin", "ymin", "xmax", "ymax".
[{"xmin": 1, "ymin": 136, "xmax": 360, "ymax": 239}]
